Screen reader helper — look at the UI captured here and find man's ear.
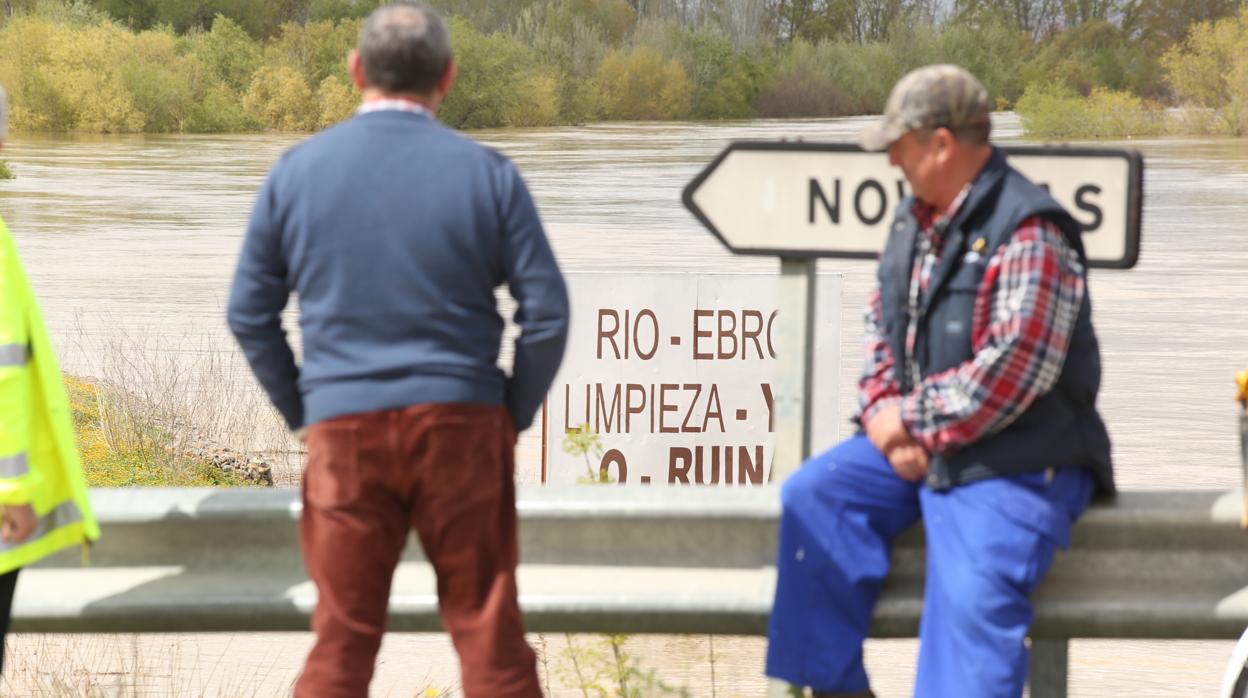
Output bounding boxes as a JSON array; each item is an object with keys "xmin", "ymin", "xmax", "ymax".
[
  {"xmin": 932, "ymin": 127, "xmax": 956, "ymax": 160},
  {"xmin": 436, "ymin": 59, "xmax": 457, "ymax": 99},
  {"xmin": 348, "ymin": 50, "xmax": 367, "ymax": 92}
]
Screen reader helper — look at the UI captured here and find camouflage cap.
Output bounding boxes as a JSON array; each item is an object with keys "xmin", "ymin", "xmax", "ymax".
[{"xmin": 858, "ymin": 64, "xmax": 992, "ymax": 151}]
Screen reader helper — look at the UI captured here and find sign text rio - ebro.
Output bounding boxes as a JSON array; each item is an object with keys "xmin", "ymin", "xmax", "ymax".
[{"xmin": 542, "ymin": 273, "xmax": 842, "ymax": 487}]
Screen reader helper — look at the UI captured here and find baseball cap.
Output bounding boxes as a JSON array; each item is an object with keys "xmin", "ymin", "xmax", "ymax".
[{"xmin": 858, "ymin": 64, "xmax": 992, "ymax": 151}]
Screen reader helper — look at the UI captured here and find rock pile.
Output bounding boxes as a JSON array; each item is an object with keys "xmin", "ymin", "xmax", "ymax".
[
  {"xmin": 180, "ymin": 442, "xmax": 275, "ymax": 486},
  {"xmin": 157, "ymin": 416, "xmax": 275, "ymax": 487}
]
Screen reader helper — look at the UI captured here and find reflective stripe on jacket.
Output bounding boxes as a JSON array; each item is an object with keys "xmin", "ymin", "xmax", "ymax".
[{"xmin": 0, "ymin": 215, "xmax": 98, "ymax": 574}]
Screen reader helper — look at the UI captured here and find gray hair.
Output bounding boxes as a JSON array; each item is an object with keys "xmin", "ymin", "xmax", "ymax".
[
  {"xmin": 0, "ymin": 85, "xmax": 7, "ymax": 142},
  {"xmin": 358, "ymin": 2, "xmax": 452, "ymax": 95}
]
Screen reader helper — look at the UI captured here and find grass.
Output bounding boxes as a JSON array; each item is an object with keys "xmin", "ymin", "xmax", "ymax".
[
  {"xmin": 0, "ymin": 160, "xmax": 13, "ymax": 180},
  {"xmin": 65, "ymin": 376, "xmax": 252, "ymax": 488}
]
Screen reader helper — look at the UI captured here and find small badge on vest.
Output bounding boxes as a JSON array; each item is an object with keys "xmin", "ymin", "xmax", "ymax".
[{"xmin": 963, "ymin": 236, "xmax": 988, "ymax": 265}]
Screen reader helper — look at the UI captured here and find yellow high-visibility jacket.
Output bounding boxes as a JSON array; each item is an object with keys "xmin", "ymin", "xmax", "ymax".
[{"xmin": 0, "ymin": 214, "xmax": 98, "ymax": 574}]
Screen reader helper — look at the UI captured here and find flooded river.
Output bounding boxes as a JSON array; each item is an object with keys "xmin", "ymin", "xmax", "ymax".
[{"xmin": 0, "ymin": 114, "xmax": 1243, "ymax": 695}]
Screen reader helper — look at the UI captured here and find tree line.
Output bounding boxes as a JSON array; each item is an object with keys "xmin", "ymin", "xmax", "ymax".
[{"xmin": 0, "ymin": 0, "xmax": 1246, "ymax": 136}]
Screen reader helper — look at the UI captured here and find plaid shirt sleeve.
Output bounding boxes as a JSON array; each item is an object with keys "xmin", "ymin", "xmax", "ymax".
[
  {"xmin": 854, "ymin": 282, "xmax": 903, "ymax": 428},
  {"xmin": 899, "ymin": 217, "xmax": 1086, "ymax": 454}
]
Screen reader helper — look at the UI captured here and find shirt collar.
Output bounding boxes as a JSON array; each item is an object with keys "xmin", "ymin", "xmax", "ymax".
[
  {"xmin": 912, "ymin": 183, "xmax": 971, "ymax": 236},
  {"xmin": 357, "ymin": 99, "xmax": 433, "ymax": 118}
]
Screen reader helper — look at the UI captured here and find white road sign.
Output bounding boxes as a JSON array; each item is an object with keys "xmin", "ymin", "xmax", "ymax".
[
  {"xmin": 683, "ymin": 143, "xmax": 1143, "ymax": 269},
  {"xmin": 542, "ymin": 273, "xmax": 842, "ymax": 487}
]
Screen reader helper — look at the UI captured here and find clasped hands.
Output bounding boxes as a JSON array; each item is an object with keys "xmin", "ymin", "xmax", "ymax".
[{"xmin": 865, "ymin": 404, "xmax": 929, "ymax": 482}]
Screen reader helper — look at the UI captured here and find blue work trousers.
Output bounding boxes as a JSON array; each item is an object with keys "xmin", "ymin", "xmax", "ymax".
[{"xmin": 765, "ymin": 435, "xmax": 1095, "ymax": 697}]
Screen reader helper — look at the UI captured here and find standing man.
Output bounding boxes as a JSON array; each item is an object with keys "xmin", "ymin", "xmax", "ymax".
[
  {"xmin": 0, "ymin": 84, "xmax": 101, "ymax": 672},
  {"xmin": 765, "ymin": 65, "xmax": 1114, "ymax": 697},
  {"xmin": 226, "ymin": 4, "xmax": 568, "ymax": 697}
]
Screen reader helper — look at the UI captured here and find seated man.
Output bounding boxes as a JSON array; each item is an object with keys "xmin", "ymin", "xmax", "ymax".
[{"xmin": 764, "ymin": 65, "xmax": 1114, "ymax": 698}]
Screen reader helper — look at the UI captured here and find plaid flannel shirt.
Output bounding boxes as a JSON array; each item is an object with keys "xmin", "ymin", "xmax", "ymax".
[{"xmin": 856, "ymin": 195, "xmax": 1087, "ymax": 455}]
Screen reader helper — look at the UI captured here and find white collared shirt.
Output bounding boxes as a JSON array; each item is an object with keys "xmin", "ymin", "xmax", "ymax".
[{"xmin": 357, "ymin": 99, "xmax": 432, "ymax": 118}]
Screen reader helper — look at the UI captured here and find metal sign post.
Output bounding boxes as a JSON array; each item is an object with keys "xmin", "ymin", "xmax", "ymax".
[{"xmin": 772, "ymin": 258, "xmax": 816, "ymax": 483}]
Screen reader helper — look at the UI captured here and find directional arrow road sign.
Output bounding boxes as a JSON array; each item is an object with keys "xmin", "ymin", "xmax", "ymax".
[{"xmin": 683, "ymin": 142, "xmax": 1143, "ymax": 269}]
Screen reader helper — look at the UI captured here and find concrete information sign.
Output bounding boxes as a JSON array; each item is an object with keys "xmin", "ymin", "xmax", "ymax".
[
  {"xmin": 542, "ymin": 273, "xmax": 842, "ymax": 486},
  {"xmin": 683, "ymin": 143, "xmax": 1142, "ymax": 269}
]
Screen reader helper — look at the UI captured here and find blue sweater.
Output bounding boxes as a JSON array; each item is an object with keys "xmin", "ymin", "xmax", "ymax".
[{"xmin": 227, "ymin": 110, "xmax": 569, "ymax": 432}]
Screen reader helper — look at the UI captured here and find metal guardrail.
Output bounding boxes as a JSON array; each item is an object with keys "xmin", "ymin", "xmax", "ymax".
[{"xmin": 16, "ymin": 486, "xmax": 1248, "ymax": 697}]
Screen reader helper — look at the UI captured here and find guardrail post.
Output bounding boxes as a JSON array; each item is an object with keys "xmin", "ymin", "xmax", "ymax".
[{"xmin": 1029, "ymin": 638, "xmax": 1069, "ymax": 698}]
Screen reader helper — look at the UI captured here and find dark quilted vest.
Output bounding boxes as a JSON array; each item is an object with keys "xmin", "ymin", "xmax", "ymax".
[{"xmin": 878, "ymin": 149, "xmax": 1114, "ymax": 494}]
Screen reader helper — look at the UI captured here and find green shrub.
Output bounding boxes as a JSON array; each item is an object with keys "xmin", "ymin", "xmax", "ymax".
[
  {"xmin": 1016, "ymin": 82, "xmax": 1167, "ymax": 138},
  {"xmin": 1022, "ymin": 20, "xmax": 1163, "ymax": 98},
  {"xmin": 755, "ymin": 40, "xmax": 843, "ymax": 117},
  {"xmin": 186, "ymin": 82, "xmax": 254, "ymax": 132},
  {"xmin": 308, "ymin": 0, "xmax": 384, "ymax": 23},
  {"xmin": 188, "ymin": 14, "xmax": 262, "ymax": 92},
  {"xmin": 42, "ymin": 20, "xmax": 145, "ymax": 132},
  {"xmin": 440, "ymin": 19, "xmax": 563, "ymax": 128},
  {"xmin": 1162, "ymin": 10, "xmax": 1248, "ymax": 134},
  {"xmin": 673, "ymin": 28, "xmax": 761, "ymax": 119},
  {"xmin": 265, "ymin": 18, "xmax": 358, "ymax": 86},
  {"xmin": 594, "ymin": 45, "xmax": 692, "ymax": 120},
  {"xmin": 119, "ymin": 28, "xmax": 196, "ymax": 132},
  {"xmin": 939, "ymin": 12, "xmax": 1028, "ymax": 108},
  {"xmin": 243, "ymin": 63, "xmax": 317, "ymax": 131},
  {"xmin": 1015, "ymin": 82, "xmax": 1094, "ymax": 138},
  {"xmin": 315, "ymin": 74, "xmax": 357, "ymax": 128}
]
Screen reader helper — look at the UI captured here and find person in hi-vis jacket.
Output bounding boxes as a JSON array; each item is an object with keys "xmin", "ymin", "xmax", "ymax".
[{"xmin": 0, "ymin": 84, "xmax": 101, "ymax": 672}]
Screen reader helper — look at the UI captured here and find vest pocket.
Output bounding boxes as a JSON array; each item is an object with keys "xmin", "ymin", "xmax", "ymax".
[{"xmin": 926, "ymin": 280, "xmax": 977, "ymax": 372}]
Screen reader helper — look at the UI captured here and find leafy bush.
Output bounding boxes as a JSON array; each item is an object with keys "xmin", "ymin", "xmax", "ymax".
[
  {"xmin": 672, "ymin": 27, "xmax": 762, "ymax": 119},
  {"xmin": 755, "ymin": 40, "xmax": 844, "ymax": 117},
  {"xmin": 940, "ymin": 11, "xmax": 1028, "ymax": 108},
  {"xmin": 315, "ymin": 74, "xmax": 358, "ymax": 128},
  {"xmin": 243, "ymin": 64, "xmax": 317, "ymax": 131},
  {"xmin": 1162, "ymin": 10, "xmax": 1248, "ymax": 134},
  {"xmin": 188, "ymin": 14, "xmax": 262, "ymax": 92},
  {"xmin": 439, "ymin": 19, "xmax": 563, "ymax": 128},
  {"xmin": 265, "ymin": 18, "xmax": 358, "ymax": 86},
  {"xmin": 33, "ymin": 20, "xmax": 145, "ymax": 132},
  {"xmin": 1022, "ymin": 20, "xmax": 1163, "ymax": 98},
  {"xmin": 119, "ymin": 28, "xmax": 195, "ymax": 132},
  {"xmin": 594, "ymin": 45, "xmax": 692, "ymax": 120},
  {"xmin": 186, "ymin": 82, "xmax": 255, "ymax": 132},
  {"xmin": 1015, "ymin": 83, "xmax": 1096, "ymax": 138},
  {"xmin": 1015, "ymin": 82, "xmax": 1167, "ymax": 138}
]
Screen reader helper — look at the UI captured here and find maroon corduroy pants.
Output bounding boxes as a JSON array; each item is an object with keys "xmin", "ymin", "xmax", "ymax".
[{"xmin": 293, "ymin": 403, "xmax": 541, "ymax": 698}]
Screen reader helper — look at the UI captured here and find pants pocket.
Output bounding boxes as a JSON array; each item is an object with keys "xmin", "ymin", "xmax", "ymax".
[{"xmin": 304, "ymin": 420, "xmax": 363, "ymax": 509}]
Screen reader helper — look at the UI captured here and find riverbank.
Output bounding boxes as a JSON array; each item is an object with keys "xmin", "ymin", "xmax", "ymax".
[{"xmin": 67, "ymin": 375, "xmax": 272, "ymax": 487}]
